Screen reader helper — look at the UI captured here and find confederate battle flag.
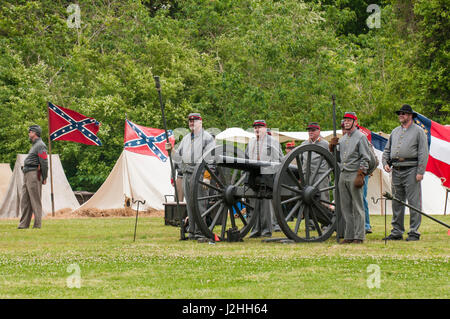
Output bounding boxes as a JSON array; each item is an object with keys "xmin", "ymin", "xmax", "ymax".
[
  {"xmin": 48, "ymin": 102, "xmax": 102, "ymax": 146},
  {"xmin": 124, "ymin": 119, "xmax": 175, "ymax": 162}
]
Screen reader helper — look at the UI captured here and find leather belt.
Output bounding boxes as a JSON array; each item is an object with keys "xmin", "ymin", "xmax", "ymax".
[
  {"xmin": 393, "ymin": 166, "xmax": 416, "ymax": 171},
  {"xmin": 391, "ymin": 157, "xmax": 418, "ymax": 163}
]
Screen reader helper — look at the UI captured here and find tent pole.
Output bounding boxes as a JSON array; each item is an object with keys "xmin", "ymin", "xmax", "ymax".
[{"xmin": 47, "ymin": 102, "xmax": 55, "ymax": 217}]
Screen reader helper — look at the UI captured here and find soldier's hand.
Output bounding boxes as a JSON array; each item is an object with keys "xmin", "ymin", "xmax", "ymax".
[
  {"xmin": 165, "ymin": 143, "xmax": 173, "ymax": 151},
  {"xmin": 329, "ymin": 137, "xmax": 339, "ymax": 153},
  {"xmin": 42, "ymin": 179, "xmax": 47, "ymax": 185},
  {"xmin": 354, "ymin": 169, "xmax": 365, "ymax": 188},
  {"xmin": 384, "ymin": 164, "xmax": 391, "ymax": 173},
  {"xmin": 416, "ymin": 174, "xmax": 424, "ymax": 182}
]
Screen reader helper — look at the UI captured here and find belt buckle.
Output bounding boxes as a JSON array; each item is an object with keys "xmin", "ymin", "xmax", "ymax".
[{"xmin": 398, "ymin": 158, "xmax": 405, "ymax": 162}]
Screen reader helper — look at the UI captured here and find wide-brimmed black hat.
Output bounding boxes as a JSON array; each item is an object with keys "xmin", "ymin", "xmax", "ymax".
[{"xmin": 395, "ymin": 104, "xmax": 417, "ymax": 117}]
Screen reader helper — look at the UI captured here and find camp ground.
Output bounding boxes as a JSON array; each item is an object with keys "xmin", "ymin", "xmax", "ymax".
[
  {"xmin": 0, "ymin": 0, "xmax": 449, "ymax": 304},
  {"xmin": 1, "ymin": 125, "xmax": 449, "ymax": 302}
]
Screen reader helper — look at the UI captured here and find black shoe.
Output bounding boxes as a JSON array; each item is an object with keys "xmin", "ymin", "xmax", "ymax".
[
  {"xmin": 17, "ymin": 227, "xmax": 28, "ymax": 229},
  {"xmin": 249, "ymin": 233, "xmax": 261, "ymax": 238},
  {"xmin": 196, "ymin": 237, "xmax": 210, "ymax": 243},
  {"xmin": 406, "ymin": 235, "xmax": 420, "ymax": 241},
  {"xmin": 365, "ymin": 228, "xmax": 373, "ymax": 234},
  {"xmin": 382, "ymin": 234, "xmax": 403, "ymax": 241}
]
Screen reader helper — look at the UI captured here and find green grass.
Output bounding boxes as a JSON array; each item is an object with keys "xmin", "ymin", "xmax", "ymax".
[{"xmin": 0, "ymin": 215, "xmax": 449, "ymax": 298}]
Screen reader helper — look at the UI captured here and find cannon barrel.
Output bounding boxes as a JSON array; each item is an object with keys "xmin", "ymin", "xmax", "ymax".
[
  {"xmin": 216, "ymin": 155, "xmax": 299, "ymax": 174},
  {"xmin": 216, "ymin": 155, "xmax": 277, "ymax": 170}
]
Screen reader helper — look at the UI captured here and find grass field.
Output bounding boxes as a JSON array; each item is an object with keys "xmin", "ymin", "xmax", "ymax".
[{"xmin": 0, "ymin": 215, "xmax": 449, "ymax": 299}]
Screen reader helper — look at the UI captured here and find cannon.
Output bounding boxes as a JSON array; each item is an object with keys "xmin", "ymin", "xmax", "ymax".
[{"xmin": 190, "ymin": 143, "xmax": 339, "ymax": 242}]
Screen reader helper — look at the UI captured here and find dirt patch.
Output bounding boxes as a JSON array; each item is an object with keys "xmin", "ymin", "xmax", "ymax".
[{"xmin": 48, "ymin": 207, "xmax": 164, "ymax": 218}]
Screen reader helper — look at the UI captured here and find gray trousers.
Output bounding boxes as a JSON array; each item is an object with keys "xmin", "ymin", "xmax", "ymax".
[
  {"xmin": 249, "ymin": 198, "xmax": 273, "ymax": 237},
  {"xmin": 338, "ymin": 171, "xmax": 365, "ymax": 241},
  {"xmin": 183, "ymin": 172, "xmax": 207, "ymax": 238},
  {"xmin": 390, "ymin": 167, "xmax": 422, "ymax": 237},
  {"xmin": 19, "ymin": 170, "xmax": 43, "ymax": 228}
]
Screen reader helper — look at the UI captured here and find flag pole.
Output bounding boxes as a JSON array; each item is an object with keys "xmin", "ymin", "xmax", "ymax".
[
  {"xmin": 153, "ymin": 76, "xmax": 185, "ymax": 240},
  {"xmin": 47, "ymin": 102, "xmax": 55, "ymax": 217}
]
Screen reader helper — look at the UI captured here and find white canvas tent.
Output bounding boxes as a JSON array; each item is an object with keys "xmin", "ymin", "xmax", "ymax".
[
  {"xmin": 215, "ymin": 128, "xmax": 344, "ymax": 144},
  {"xmin": 0, "ymin": 163, "xmax": 13, "ymax": 202},
  {"xmin": 215, "ymin": 127, "xmax": 255, "ymax": 144},
  {"xmin": 0, "ymin": 154, "xmax": 80, "ymax": 218},
  {"xmin": 74, "ymin": 150, "xmax": 174, "ymax": 212},
  {"xmin": 271, "ymin": 130, "xmax": 343, "ymax": 143}
]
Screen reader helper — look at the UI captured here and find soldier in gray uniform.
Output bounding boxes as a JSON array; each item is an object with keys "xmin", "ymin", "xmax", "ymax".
[
  {"xmin": 18, "ymin": 125, "xmax": 48, "ymax": 229},
  {"xmin": 330, "ymin": 112, "xmax": 371, "ymax": 244},
  {"xmin": 301, "ymin": 122, "xmax": 330, "ymax": 201},
  {"xmin": 300, "ymin": 122, "xmax": 330, "ymax": 230},
  {"xmin": 246, "ymin": 120, "xmax": 284, "ymax": 238},
  {"xmin": 382, "ymin": 104, "xmax": 428, "ymax": 241},
  {"xmin": 173, "ymin": 113, "xmax": 215, "ymax": 240}
]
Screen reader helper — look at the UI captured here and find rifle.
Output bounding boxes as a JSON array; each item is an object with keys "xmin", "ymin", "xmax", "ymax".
[
  {"xmin": 331, "ymin": 95, "xmax": 343, "ymax": 242},
  {"xmin": 154, "ymin": 76, "xmax": 186, "ymax": 240}
]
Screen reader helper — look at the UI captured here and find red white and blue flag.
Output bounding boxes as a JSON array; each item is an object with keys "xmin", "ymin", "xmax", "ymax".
[
  {"xmin": 414, "ymin": 113, "xmax": 450, "ymax": 189},
  {"xmin": 358, "ymin": 125, "xmax": 388, "ymax": 170},
  {"xmin": 124, "ymin": 119, "xmax": 175, "ymax": 162},
  {"xmin": 358, "ymin": 125, "xmax": 388, "ymax": 152},
  {"xmin": 48, "ymin": 102, "xmax": 102, "ymax": 146}
]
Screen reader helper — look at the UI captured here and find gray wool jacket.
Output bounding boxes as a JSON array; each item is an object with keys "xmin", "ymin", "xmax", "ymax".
[
  {"xmin": 174, "ymin": 129, "xmax": 216, "ymax": 174},
  {"xmin": 338, "ymin": 129, "xmax": 371, "ymax": 173},
  {"xmin": 382, "ymin": 123, "xmax": 429, "ymax": 175},
  {"xmin": 23, "ymin": 137, "xmax": 49, "ymax": 181},
  {"xmin": 300, "ymin": 137, "xmax": 330, "ymax": 177},
  {"xmin": 245, "ymin": 134, "xmax": 284, "ymax": 175}
]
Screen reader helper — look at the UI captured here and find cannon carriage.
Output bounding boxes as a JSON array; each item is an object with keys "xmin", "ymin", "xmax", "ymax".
[{"xmin": 190, "ymin": 143, "xmax": 339, "ymax": 242}]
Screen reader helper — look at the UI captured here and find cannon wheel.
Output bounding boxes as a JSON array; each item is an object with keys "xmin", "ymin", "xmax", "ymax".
[
  {"xmin": 191, "ymin": 144, "xmax": 257, "ymax": 241},
  {"xmin": 273, "ymin": 144, "xmax": 338, "ymax": 242}
]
